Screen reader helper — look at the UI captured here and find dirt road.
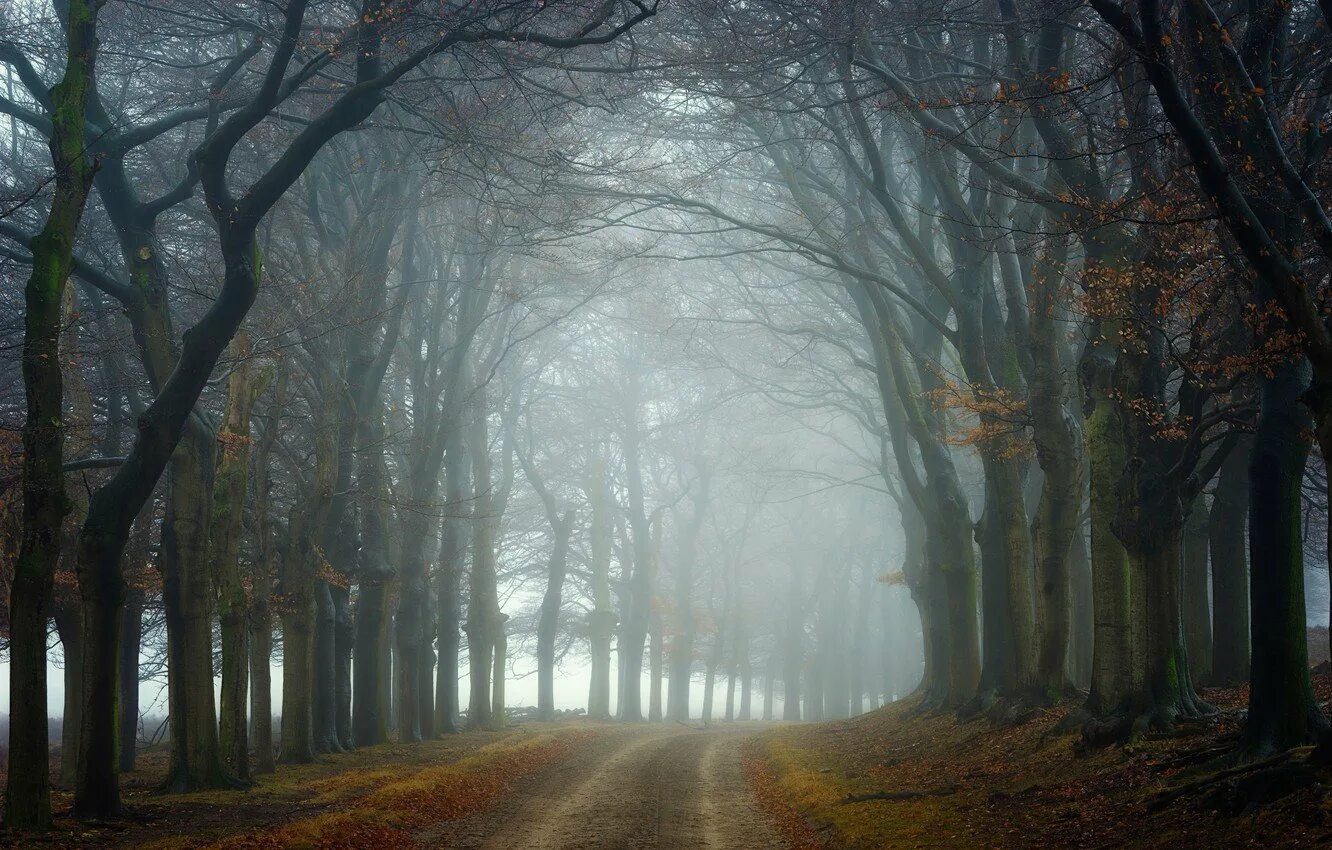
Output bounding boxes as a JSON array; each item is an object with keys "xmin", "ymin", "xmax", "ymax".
[{"xmin": 420, "ymin": 723, "xmax": 788, "ymax": 849}]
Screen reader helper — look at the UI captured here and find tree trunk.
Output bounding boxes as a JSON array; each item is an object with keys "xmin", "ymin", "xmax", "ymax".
[
  {"xmin": 738, "ymin": 649, "xmax": 752, "ymax": 721},
  {"xmin": 537, "ymin": 511, "xmax": 575, "ymax": 720},
  {"xmin": 703, "ymin": 629, "xmax": 723, "ymax": 723},
  {"xmin": 1181, "ymin": 498, "xmax": 1212, "ymax": 686},
  {"xmin": 668, "ymin": 471, "xmax": 708, "ymax": 721},
  {"xmin": 396, "ymin": 510, "xmax": 430, "ymax": 742},
  {"xmin": 418, "ymin": 591, "xmax": 436, "ymax": 739},
  {"xmin": 118, "ymin": 585, "xmax": 143, "ymax": 773},
  {"xmin": 724, "ymin": 661, "xmax": 737, "ymax": 722},
  {"xmin": 210, "ymin": 333, "xmax": 266, "ymax": 782},
  {"xmin": 434, "ymin": 425, "xmax": 468, "ymax": 734},
  {"xmin": 1085, "ymin": 396, "xmax": 1134, "ymax": 716},
  {"xmin": 491, "ymin": 621, "xmax": 507, "ymax": 730},
  {"xmin": 466, "ymin": 394, "xmax": 499, "ymax": 730},
  {"xmin": 159, "ymin": 427, "xmax": 230, "ymax": 792},
  {"xmin": 279, "ymin": 597, "xmax": 317, "ymax": 763},
  {"xmin": 586, "ymin": 459, "xmax": 615, "ymax": 719},
  {"xmin": 1123, "ymin": 529, "xmax": 1207, "ymax": 725},
  {"xmin": 279, "ymin": 411, "xmax": 336, "ymax": 765},
  {"xmin": 975, "ymin": 464, "xmax": 1023, "ymax": 699},
  {"xmin": 931, "ymin": 507, "xmax": 981, "ymax": 708},
  {"xmin": 781, "ymin": 565, "xmax": 803, "ymax": 721},
  {"xmin": 1246, "ymin": 362, "xmax": 1324, "ymax": 753},
  {"xmin": 353, "ymin": 405, "xmax": 394, "ymax": 747},
  {"xmin": 247, "ymin": 376, "xmax": 283, "ymax": 773},
  {"xmin": 618, "ymin": 371, "xmax": 653, "ymax": 722},
  {"xmin": 1067, "ymin": 527, "xmax": 1093, "ymax": 690},
  {"xmin": 249, "ymin": 594, "xmax": 274, "ymax": 773},
  {"xmin": 762, "ymin": 650, "xmax": 776, "ymax": 721},
  {"xmin": 850, "ymin": 562, "xmax": 874, "ymax": 716},
  {"xmin": 1022, "ymin": 231, "xmax": 1083, "ymax": 699},
  {"xmin": 55, "ymin": 604, "xmax": 84, "ymax": 788},
  {"xmin": 649, "ymin": 610, "xmax": 664, "ymax": 722},
  {"xmin": 313, "ymin": 581, "xmax": 342, "ymax": 753},
  {"xmin": 1209, "ymin": 437, "xmax": 1250, "ymax": 685},
  {"xmin": 805, "ymin": 656, "xmax": 824, "ymax": 722},
  {"xmin": 72, "ymin": 524, "xmax": 126, "ymax": 816},
  {"xmin": 7, "ymin": 0, "xmax": 102, "ymax": 826},
  {"xmin": 820, "ymin": 575, "xmax": 849, "ymax": 720}
]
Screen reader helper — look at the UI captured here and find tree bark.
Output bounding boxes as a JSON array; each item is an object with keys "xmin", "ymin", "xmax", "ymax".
[
  {"xmin": 1209, "ymin": 437, "xmax": 1250, "ymax": 685},
  {"xmin": 159, "ymin": 426, "xmax": 229, "ymax": 791},
  {"xmin": 586, "ymin": 458, "xmax": 616, "ymax": 719},
  {"xmin": 466, "ymin": 392, "xmax": 500, "ymax": 730},
  {"xmin": 1085, "ymin": 394, "xmax": 1134, "ymax": 716},
  {"xmin": 1246, "ymin": 361, "xmax": 1325, "ymax": 753},
  {"xmin": 55, "ymin": 603, "xmax": 84, "ymax": 788},
  {"xmin": 209, "ymin": 332, "xmax": 267, "ymax": 782},
  {"xmin": 1066, "ymin": 527, "xmax": 1094, "ymax": 690},
  {"xmin": 435, "ymin": 440, "xmax": 468, "ymax": 734},
  {"xmin": 118, "ymin": 583, "xmax": 144, "ymax": 773},
  {"xmin": 617, "ymin": 369, "xmax": 654, "ymax": 722},
  {"xmin": 1181, "ymin": 498, "xmax": 1212, "ymax": 686},
  {"xmin": 7, "ymin": 0, "xmax": 102, "ymax": 828},
  {"xmin": 537, "ymin": 511, "xmax": 575, "ymax": 720}
]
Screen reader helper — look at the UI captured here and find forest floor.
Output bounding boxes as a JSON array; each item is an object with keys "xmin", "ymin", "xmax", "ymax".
[
  {"xmin": 751, "ymin": 675, "xmax": 1332, "ymax": 848},
  {"xmin": 7, "ymin": 681, "xmax": 1332, "ymax": 848},
  {"xmin": 0, "ymin": 721, "xmax": 784, "ymax": 849}
]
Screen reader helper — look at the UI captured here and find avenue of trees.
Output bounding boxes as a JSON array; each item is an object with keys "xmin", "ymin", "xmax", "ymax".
[{"xmin": 3, "ymin": 0, "xmax": 1332, "ymax": 834}]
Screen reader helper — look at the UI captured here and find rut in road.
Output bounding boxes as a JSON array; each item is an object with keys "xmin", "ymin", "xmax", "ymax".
[{"xmin": 420, "ymin": 724, "xmax": 788, "ymax": 849}]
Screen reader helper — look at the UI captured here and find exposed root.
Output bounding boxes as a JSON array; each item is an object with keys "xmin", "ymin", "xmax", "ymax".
[
  {"xmin": 985, "ymin": 695, "xmax": 1041, "ymax": 727},
  {"xmin": 955, "ymin": 689, "xmax": 997, "ymax": 721},
  {"xmin": 840, "ymin": 784, "xmax": 959, "ymax": 804},
  {"xmin": 909, "ymin": 690, "xmax": 950, "ymax": 717},
  {"xmin": 1077, "ymin": 693, "xmax": 1220, "ymax": 753},
  {"xmin": 1076, "ymin": 712, "xmax": 1134, "ymax": 753},
  {"xmin": 155, "ymin": 766, "xmax": 247, "ymax": 795},
  {"xmin": 1148, "ymin": 749, "xmax": 1325, "ymax": 815},
  {"xmin": 1053, "ymin": 706, "xmax": 1093, "ymax": 736}
]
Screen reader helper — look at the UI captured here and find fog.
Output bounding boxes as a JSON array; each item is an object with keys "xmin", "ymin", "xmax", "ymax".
[{"xmin": 3, "ymin": 1, "xmax": 1332, "ymax": 838}]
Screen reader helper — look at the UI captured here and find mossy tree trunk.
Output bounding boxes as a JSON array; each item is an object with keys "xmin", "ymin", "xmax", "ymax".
[
  {"xmin": 208, "ymin": 332, "xmax": 269, "ymax": 782},
  {"xmin": 160, "ymin": 424, "xmax": 229, "ymax": 792},
  {"xmin": 6, "ymin": 0, "xmax": 102, "ymax": 829}
]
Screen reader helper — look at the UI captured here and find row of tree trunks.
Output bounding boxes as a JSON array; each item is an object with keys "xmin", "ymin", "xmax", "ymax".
[{"xmin": 209, "ymin": 332, "xmax": 269, "ymax": 782}]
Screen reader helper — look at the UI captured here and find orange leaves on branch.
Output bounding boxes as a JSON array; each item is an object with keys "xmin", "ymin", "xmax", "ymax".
[
  {"xmin": 923, "ymin": 374, "xmax": 1030, "ymax": 459},
  {"xmin": 216, "ymin": 428, "xmax": 254, "ymax": 463},
  {"xmin": 313, "ymin": 544, "xmax": 352, "ymax": 590}
]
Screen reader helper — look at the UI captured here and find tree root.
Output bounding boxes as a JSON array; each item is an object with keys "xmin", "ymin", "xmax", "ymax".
[
  {"xmin": 155, "ymin": 765, "xmax": 248, "ymax": 795},
  {"xmin": 957, "ymin": 689, "xmax": 1044, "ymax": 727},
  {"xmin": 1076, "ymin": 695, "xmax": 1220, "ymax": 753},
  {"xmin": 1148, "ymin": 750, "xmax": 1323, "ymax": 815},
  {"xmin": 840, "ymin": 785, "xmax": 960, "ymax": 804}
]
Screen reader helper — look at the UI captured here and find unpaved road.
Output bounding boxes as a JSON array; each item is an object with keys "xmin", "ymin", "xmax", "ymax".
[{"xmin": 420, "ymin": 723, "xmax": 788, "ymax": 849}]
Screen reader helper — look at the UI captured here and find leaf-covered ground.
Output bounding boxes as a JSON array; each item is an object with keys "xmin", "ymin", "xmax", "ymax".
[
  {"xmin": 752, "ymin": 678, "xmax": 1332, "ymax": 848},
  {"xmin": 0, "ymin": 724, "xmax": 587, "ymax": 848}
]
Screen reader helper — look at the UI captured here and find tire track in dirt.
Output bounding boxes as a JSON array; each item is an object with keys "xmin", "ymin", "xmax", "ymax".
[{"xmin": 418, "ymin": 723, "xmax": 787, "ymax": 849}]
